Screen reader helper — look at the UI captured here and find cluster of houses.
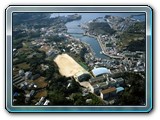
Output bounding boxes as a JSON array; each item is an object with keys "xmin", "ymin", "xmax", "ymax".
[
  {"xmin": 66, "ymin": 40, "xmax": 83, "ymax": 55},
  {"xmin": 73, "ymin": 67, "xmax": 125, "ymax": 104},
  {"xmin": 84, "ymin": 54, "xmax": 114, "ymax": 68},
  {"xmin": 31, "ymin": 39, "xmax": 60, "ymax": 57},
  {"xmin": 105, "ymin": 15, "xmax": 137, "ymax": 31},
  {"xmin": 13, "ymin": 69, "xmax": 46, "ymax": 105},
  {"xmin": 41, "ymin": 64, "xmax": 49, "ymax": 71},
  {"xmin": 89, "ymin": 68, "xmax": 125, "ymax": 100},
  {"xmin": 30, "ymin": 32, "xmax": 87, "ymax": 59},
  {"xmin": 121, "ymin": 51, "xmax": 145, "ymax": 72},
  {"xmin": 103, "ymin": 51, "xmax": 145, "ymax": 73},
  {"xmin": 82, "ymin": 16, "xmax": 145, "ymax": 76},
  {"xmin": 97, "ymin": 35, "xmax": 119, "ymax": 57},
  {"xmin": 13, "ymin": 70, "xmax": 35, "ymax": 88},
  {"xmin": 89, "ymin": 75, "xmax": 125, "ymax": 99},
  {"xmin": 84, "ymin": 44, "xmax": 145, "ymax": 74}
]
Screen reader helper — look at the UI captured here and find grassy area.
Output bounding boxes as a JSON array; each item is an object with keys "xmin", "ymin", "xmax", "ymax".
[
  {"xmin": 117, "ymin": 33, "xmax": 145, "ymax": 51},
  {"xmin": 18, "ymin": 47, "xmax": 33, "ymax": 54},
  {"xmin": 17, "ymin": 62, "xmax": 30, "ymax": 69},
  {"xmin": 68, "ymin": 53, "xmax": 89, "ymax": 70},
  {"xmin": 79, "ymin": 62, "xmax": 89, "ymax": 70},
  {"xmin": 34, "ymin": 89, "xmax": 48, "ymax": 99},
  {"xmin": 117, "ymin": 21, "xmax": 145, "ymax": 51},
  {"xmin": 39, "ymin": 45, "xmax": 51, "ymax": 53},
  {"xmin": 33, "ymin": 77, "xmax": 48, "ymax": 88},
  {"xmin": 13, "ymin": 62, "xmax": 30, "ymax": 76},
  {"xmin": 22, "ymin": 42, "xmax": 30, "ymax": 48}
]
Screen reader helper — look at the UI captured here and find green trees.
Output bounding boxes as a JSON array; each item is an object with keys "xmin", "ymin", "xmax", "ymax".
[
  {"xmin": 13, "ymin": 86, "xmax": 26, "ymax": 105},
  {"xmin": 28, "ymin": 31, "xmax": 41, "ymax": 38},
  {"xmin": 86, "ymin": 93, "xmax": 105, "ymax": 105},
  {"xmin": 71, "ymin": 93, "xmax": 85, "ymax": 105},
  {"xmin": 88, "ymin": 22, "xmax": 116, "ymax": 35},
  {"xmin": 70, "ymin": 92, "xmax": 105, "ymax": 105},
  {"xmin": 126, "ymin": 39, "xmax": 145, "ymax": 52},
  {"xmin": 127, "ymin": 22, "xmax": 145, "ymax": 34},
  {"xmin": 117, "ymin": 21, "xmax": 145, "ymax": 52},
  {"xmin": 28, "ymin": 52, "xmax": 46, "ymax": 75},
  {"xmin": 48, "ymin": 90, "xmax": 67, "ymax": 105},
  {"xmin": 118, "ymin": 72, "xmax": 145, "ymax": 105},
  {"xmin": 66, "ymin": 80, "xmax": 82, "ymax": 94},
  {"xmin": 46, "ymin": 35, "xmax": 65, "ymax": 42},
  {"xmin": 80, "ymin": 47, "xmax": 88, "ymax": 62}
]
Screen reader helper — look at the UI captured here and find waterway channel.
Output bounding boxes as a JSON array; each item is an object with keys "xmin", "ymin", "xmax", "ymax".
[{"xmin": 51, "ymin": 13, "xmax": 145, "ymax": 59}]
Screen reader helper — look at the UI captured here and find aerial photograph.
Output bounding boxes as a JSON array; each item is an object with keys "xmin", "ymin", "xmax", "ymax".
[{"xmin": 12, "ymin": 13, "xmax": 146, "ymax": 106}]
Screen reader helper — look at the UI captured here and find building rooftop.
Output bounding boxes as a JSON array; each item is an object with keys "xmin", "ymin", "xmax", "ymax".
[
  {"xmin": 101, "ymin": 87, "xmax": 116, "ymax": 94},
  {"xmin": 115, "ymin": 77, "xmax": 124, "ymax": 81},
  {"xmin": 91, "ymin": 67, "xmax": 111, "ymax": 77},
  {"xmin": 89, "ymin": 75, "xmax": 107, "ymax": 83},
  {"xmin": 116, "ymin": 87, "xmax": 124, "ymax": 93},
  {"xmin": 77, "ymin": 73, "xmax": 91, "ymax": 82}
]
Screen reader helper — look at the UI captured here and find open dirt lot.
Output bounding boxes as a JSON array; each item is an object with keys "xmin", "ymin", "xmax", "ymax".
[
  {"xmin": 80, "ymin": 81, "xmax": 91, "ymax": 88},
  {"xmin": 39, "ymin": 45, "xmax": 51, "ymax": 53},
  {"xmin": 34, "ymin": 89, "xmax": 47, "ymax": 99},
  {"xmin": 54, "ymin": 54, "xmax": 87, "ymax": 77},
  {"xmin": 33, "ymin": 77, "xmax": 48, "ymax": 88}
]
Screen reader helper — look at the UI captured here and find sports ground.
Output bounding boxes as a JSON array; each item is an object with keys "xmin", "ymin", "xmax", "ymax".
[{"xmin": 54, "ymin": 54, "xmax": 87, "ymax": 77}]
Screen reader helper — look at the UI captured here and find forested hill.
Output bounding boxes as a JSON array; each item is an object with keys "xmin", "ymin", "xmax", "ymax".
[
  {"xmin": 88, "ymin": 22, "xmax": 116, "ymax": 35},
  {"xmin": 13, "ymin": 13, "xmax": 51, "ymax": 26},
  {"xmin": 117, "ymin": 21, "xmax": 146, "ymax": 52}
]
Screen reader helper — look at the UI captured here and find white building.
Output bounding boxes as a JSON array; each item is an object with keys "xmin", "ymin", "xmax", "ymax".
[{"xmin": 25, "ymin": 71, "xmax": 32, "ymax": 80}]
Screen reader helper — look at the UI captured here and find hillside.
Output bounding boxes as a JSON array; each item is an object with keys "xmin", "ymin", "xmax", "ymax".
[
  {"xmin": 117, "ymin": 21, "xmax": 146, "ymax": 51},
  {"xmin": 88, "ymin": 22, "xmax": 116, "ymax": 35}
]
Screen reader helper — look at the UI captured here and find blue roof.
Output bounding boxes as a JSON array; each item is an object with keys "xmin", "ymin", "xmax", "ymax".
[
  {"xmin": 13, "ymin": 92, "xmax": 19, "ymax": 97},
  {"xmin": 116, "ymin": 87, "xmax": 124, "ymax": 93},
  {"xmin": 91, "ymin": 67, "xmax": 111, "ymax": 77}
]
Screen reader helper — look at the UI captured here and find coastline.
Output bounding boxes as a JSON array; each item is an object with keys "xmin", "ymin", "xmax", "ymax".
[{"xmin": 82, "ymin": 41, "xmax": 96, "ymax": 58}]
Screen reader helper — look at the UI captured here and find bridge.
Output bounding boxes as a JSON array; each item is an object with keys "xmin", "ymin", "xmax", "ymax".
[
  {"xmin": 67, "ymin": 27, "xmax": 80, "ymax": 29},
  {"xmin": 68, "ymin": 32, "xmax": 83, "ymax": 34},
  {"xmin": 67, "ymin": 27, "xmax": 84, "ymax": 34}
]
